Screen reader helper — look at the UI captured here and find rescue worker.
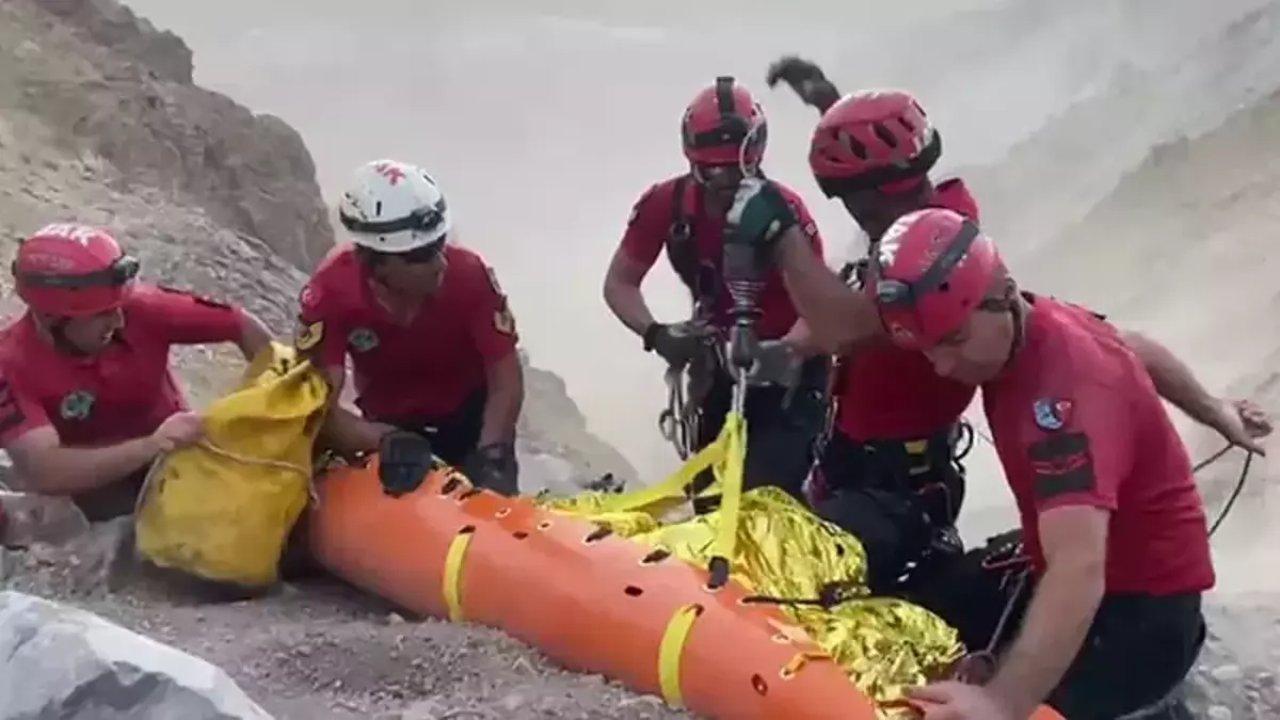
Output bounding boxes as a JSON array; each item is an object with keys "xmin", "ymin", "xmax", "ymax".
[
  {"xmin": 602, "ymin": 75, "xmax": 827, "ymax": 501},
  {"xmin": 0, "ymin": 223, "xmax": 273, "ymax": 522},
  {"xmin": 867, "ymin": 208, "xmax": 1271, "ymax": 720},
  {"xmin": 722, "ymin": 180, "xmax": 1270, "ymax": 715},
  {"xmin": 296, "ymin": 159, "xmax": 524, "ymax": 495},
  {"xmin": 766, "ymin": 59, "xmax": 983, "ymax": 593},
  {"xmin": 763, "ymin": 57, "xmax": 1270, "ymax": 600}
]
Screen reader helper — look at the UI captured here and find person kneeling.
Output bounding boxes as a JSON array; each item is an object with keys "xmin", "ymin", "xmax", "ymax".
[
  {"xmin": 0, "ymin": 223, "xmax": 272, "ymax": 522},
  {"xmin": 296, "ymin": 159, "xmax": 524, "ymax": 496}
]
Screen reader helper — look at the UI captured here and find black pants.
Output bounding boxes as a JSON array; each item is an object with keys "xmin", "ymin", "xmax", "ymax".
[
  {"xmin": 692, "ymin": 357, "xmax": 829, "ymax": 503},
  {"xmin": 917, "ymin": 529, "xmax": 1205, "ymax": 720},
  {"xmin": 812, "ymin": 429, "xmax": 966, "ymax": 594},
  {"xmin": 373, "ymin": 387, "xmax": 487, "ymax": 469},
  {"xmin": 72, "ymin": 465, "xmax": 150, "ymax": 522}
]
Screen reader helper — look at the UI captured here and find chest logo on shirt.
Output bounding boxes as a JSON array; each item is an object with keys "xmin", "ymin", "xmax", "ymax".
[
  {"xmin": 1032, "ymin": 397, "xmax": 1073, "ymax": 432},
  {"xmin": 60, "ymin": 390, "xmax": 96, "ymax": 421},
  {"xmin": 347, "ymin": 327, "xmax": 380, "ymax": 353}
]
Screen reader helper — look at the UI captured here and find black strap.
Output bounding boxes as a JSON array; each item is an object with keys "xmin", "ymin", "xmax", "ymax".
[{"xmin": 663, "ymin": 175, "xmax": 702, "ymax": 298}]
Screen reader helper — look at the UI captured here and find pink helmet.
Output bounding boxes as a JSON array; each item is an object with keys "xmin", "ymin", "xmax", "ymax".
[
  {"xmin": 809, "ymin": 89, "xmax": 941, "ymax": 197},
  {"xmin": 681, "ymin": 76, "xmax": 768, "ymax": 167},
  {"xmin": 866, "ymin": 208, "xmax": 1005, "ymax": 350},
  {"xmin": 13, "ymin": 223, "xmax": 139, "ymax": 317}
]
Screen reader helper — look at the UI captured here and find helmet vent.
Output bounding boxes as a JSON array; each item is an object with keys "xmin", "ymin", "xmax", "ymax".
[
  {"xmin": 873, "ymin": 123, "xmax": 898, "ymax": 149},
  {"xmin": 838, "ymin": 130, "xmax": 868, "ymax": 160},
  {"xmin": 375, "ymin": 201, "xmax": 383, "ymax": 217}
]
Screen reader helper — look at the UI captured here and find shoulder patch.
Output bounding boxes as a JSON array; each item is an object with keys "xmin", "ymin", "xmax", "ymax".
[
  {"xmin": 299, "ymin": 283, "xmax": 323, "ymax": 316},
  {"xmin": 294, "ymin": 319, "xmax": 324, "ymax": 352},
  {"xmin": 1027, "ymin": 431, "xmax": 1095, "ymax": 500},
  {"xmin": 493, "ymin": 307, "xmax": 517, "ymax": 336},
  {"xmin": 1032, "ymin": 397, "xmax": 1073, "ymax": 432}
]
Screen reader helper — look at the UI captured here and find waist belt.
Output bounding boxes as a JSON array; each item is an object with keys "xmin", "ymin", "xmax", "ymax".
[{"xmin": 851, "ymin": 428, "xmax": 958, "ymax": 486}]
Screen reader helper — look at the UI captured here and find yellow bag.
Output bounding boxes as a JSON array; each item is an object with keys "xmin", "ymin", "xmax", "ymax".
[{"xmin": 134, "ymin": 341, "xmax": 332, "ymax": 589}]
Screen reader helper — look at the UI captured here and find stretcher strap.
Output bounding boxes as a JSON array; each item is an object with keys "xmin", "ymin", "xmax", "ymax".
[
  {"xmin": 707, "ymin": 411, "xmax": 747, "ymax": 587},
  {"xmin": 658, "ymin": 603, "xmax": 704, "ymax": 707},
  {"xmin": 591, "ymin": 430, "xmax": 726, "ymax": 515},
  {"xmin": 442, "ymin": 528, "xmax": 474, "ymax": 622}
]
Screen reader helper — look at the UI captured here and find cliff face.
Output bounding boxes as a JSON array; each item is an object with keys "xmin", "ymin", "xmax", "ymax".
[{"xmin": 5, "ymin": 0, "xmax": 335, "ymax": 272}]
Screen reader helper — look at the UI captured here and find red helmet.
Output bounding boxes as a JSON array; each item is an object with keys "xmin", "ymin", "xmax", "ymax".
[
  {"xmin": 866, "ymin": 208, "xmax": 1005, "ymax": 350},
  {"xmin": 12, "ymin": 223, "xmax": 140, "ymax": 317},
  {"xmin": 809, "ymin": 89, "xmax": 942, "ymax": 197},
  {"xmin": 681, "ymin": 76, "xmax": 768, "ymax": 167}
]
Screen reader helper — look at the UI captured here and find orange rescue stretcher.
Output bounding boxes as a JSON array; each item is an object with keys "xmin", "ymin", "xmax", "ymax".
[{"xmin": 308, "ymin": 422, "xmax": 1064, "ymax": 720}]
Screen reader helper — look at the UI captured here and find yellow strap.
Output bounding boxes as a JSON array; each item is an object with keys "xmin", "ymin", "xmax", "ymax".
[
  {"xmin": 658, "ymin": 603, "xmax": 703, "ymax": 707},
  {"xmin": 709, "ymin": 411, "xmax": 748, "ymax": 579},
  {"xmin": 592, "ymin": 433, "xmax": 728, "ymax": 515},
  {"xmin": 442, "ymin": 529, "xmax": 474, "ymax": 622}
]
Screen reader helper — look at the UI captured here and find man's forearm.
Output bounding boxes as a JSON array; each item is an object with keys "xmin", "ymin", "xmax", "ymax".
[
  {"xmin": 1121, "ymin": 330, "xmax": 1219, "ymax": 425},
  {"xmin": 604, "ymin": 280, "xmax": 657, "ymax": 338},
  {"xmin": 479, "ymin": 355, "xmax": 524, "ymax": 447},
  {"xmin": 775, "ymin": 230, "xmax": 881, "ymax": 351},
  {"xmin": 25, "ymin": 437, "xmax": 163, "ymax": 495},
  {"xmin": 986, "ymin": 562, "xmax": 1104, "ymax": 718}
]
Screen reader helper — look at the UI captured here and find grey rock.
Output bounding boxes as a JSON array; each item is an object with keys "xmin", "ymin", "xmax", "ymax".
[{"xmin": 0, "ymin": 590, "xmax": 274, "ymax": 719}]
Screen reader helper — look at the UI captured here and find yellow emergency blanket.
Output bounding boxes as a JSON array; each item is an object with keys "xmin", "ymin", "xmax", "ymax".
[
  {"xmin": 541, "ymin": 410, "xmax": 963, "ymax": 714},
  {"xmin": 134, "ymin": 342, "xmax": 331, "ymax": 589}
]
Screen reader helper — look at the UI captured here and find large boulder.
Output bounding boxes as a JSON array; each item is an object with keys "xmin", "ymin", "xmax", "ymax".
[{"xmin": 0, "ymin": 591, "xmax": 273, "ymax": 719}]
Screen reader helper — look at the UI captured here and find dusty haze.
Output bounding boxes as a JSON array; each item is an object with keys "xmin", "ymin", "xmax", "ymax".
[{"xmin": 124, "ymin": 0, "xmax": 1280, "ymax": 595}]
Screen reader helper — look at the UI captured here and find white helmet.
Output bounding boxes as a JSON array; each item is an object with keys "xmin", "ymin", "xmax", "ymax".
[{"xmin": 337, "ymin": 159, "xmax": 452, "ymax": 253}]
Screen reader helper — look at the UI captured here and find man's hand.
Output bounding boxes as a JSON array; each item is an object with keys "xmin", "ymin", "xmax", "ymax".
[
  {"xmin": 1209, "ymin": 398, "xmax": 1272, "ymax": 455},
  {"xmin": 150, "ymin": 411, "xmax": 204, "ymax": 453},
  {"xmin": 904, "ymin": 681, "xmax": 1017, "ymax": 720},
  {"xmin": 745, "ymin": 339, "xmax": 801, "ymax": 387},
  {"xmin": 645, "ymin": 320, "xmax": 714, "ymax": 369},
  {"xmin": 726, "ymin": 178, "xmax": 799, "ymax": 256},
  {"xmin": 765, "ymin": 55, "xmax": 842, "ymax": 112},
  {"xmin": 463, "ymin": 442, "xmax": 519, "ymax": 496}
]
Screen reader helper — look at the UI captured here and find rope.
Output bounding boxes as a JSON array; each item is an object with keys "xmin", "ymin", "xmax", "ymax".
[
  {"xmin": 963, "ymin": 421, "xmax": 1255, "ymax": 539},
  {"xmin": 134, "ymin": 438, "xmax": 319, "ymax": 518}
]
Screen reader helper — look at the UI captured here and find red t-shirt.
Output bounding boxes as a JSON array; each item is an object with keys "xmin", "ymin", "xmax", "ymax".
[
  {"xmin": 618, "ymin": 174, "xmax": 824, "ymax": 341},
  {"xmin": 983, "ymin": 295, "xmax": 1215, "ymax": 595},
  {"xmin": 0, "ymin": 285, "xmax": 245, "ymax": 449},
  {"xmin": 295, "ymin": 244, "xmax": 518, "ymax": 421},
  {"xmin": 834, "ymin": 178, "xmax": 980, "ymax": 441}
]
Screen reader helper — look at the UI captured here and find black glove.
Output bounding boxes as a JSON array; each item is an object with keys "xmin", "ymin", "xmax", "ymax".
[
  {"xmin": 765, "ymin": 55, "xmax": 842, "ymax": 113},
  {"xmin": 643, "ymin": 320, "xmax": 713, "ymax": 369},
  {"xmin": 744, "ymin": 339, "xmax": 802, "ymax": 387},
  {"xmin": 462, "ymin": 442, "xmax": 519, "ymax": 496},
  {"xmin": 377, "ymin": 430, "xmax": 437, "ymax": 497}
]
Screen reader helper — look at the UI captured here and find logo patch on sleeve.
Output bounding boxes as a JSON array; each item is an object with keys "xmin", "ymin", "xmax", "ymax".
[
  {"xmin": 493, "ymin": 307, "xmax": 516, "ymax": 335},
  {"xmin": 1032, "ymin": 397, "xmax": 1073, "ymax": 431},
  {"xmin": 294, "ymin": 320, "xmax": 324, "ymax": 352}
]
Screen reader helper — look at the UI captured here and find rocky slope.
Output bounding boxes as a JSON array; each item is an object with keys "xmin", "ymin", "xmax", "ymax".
[
  {"xmin": 0, "ymin": 0, "xmax": 634, "ymax": 486},
  {"xmin": 1, "ymin": 0, "xmax": 640, "ymax": 716}
]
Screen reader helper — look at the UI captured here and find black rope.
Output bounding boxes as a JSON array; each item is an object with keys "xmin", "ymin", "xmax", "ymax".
[
  {"xmin": 1197, "ymin": 444, "xmax": 1254, "ymax": 538},
  {"xmin": 739, "ymin": 579, "xmax": 864, "ymax": 609}
]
